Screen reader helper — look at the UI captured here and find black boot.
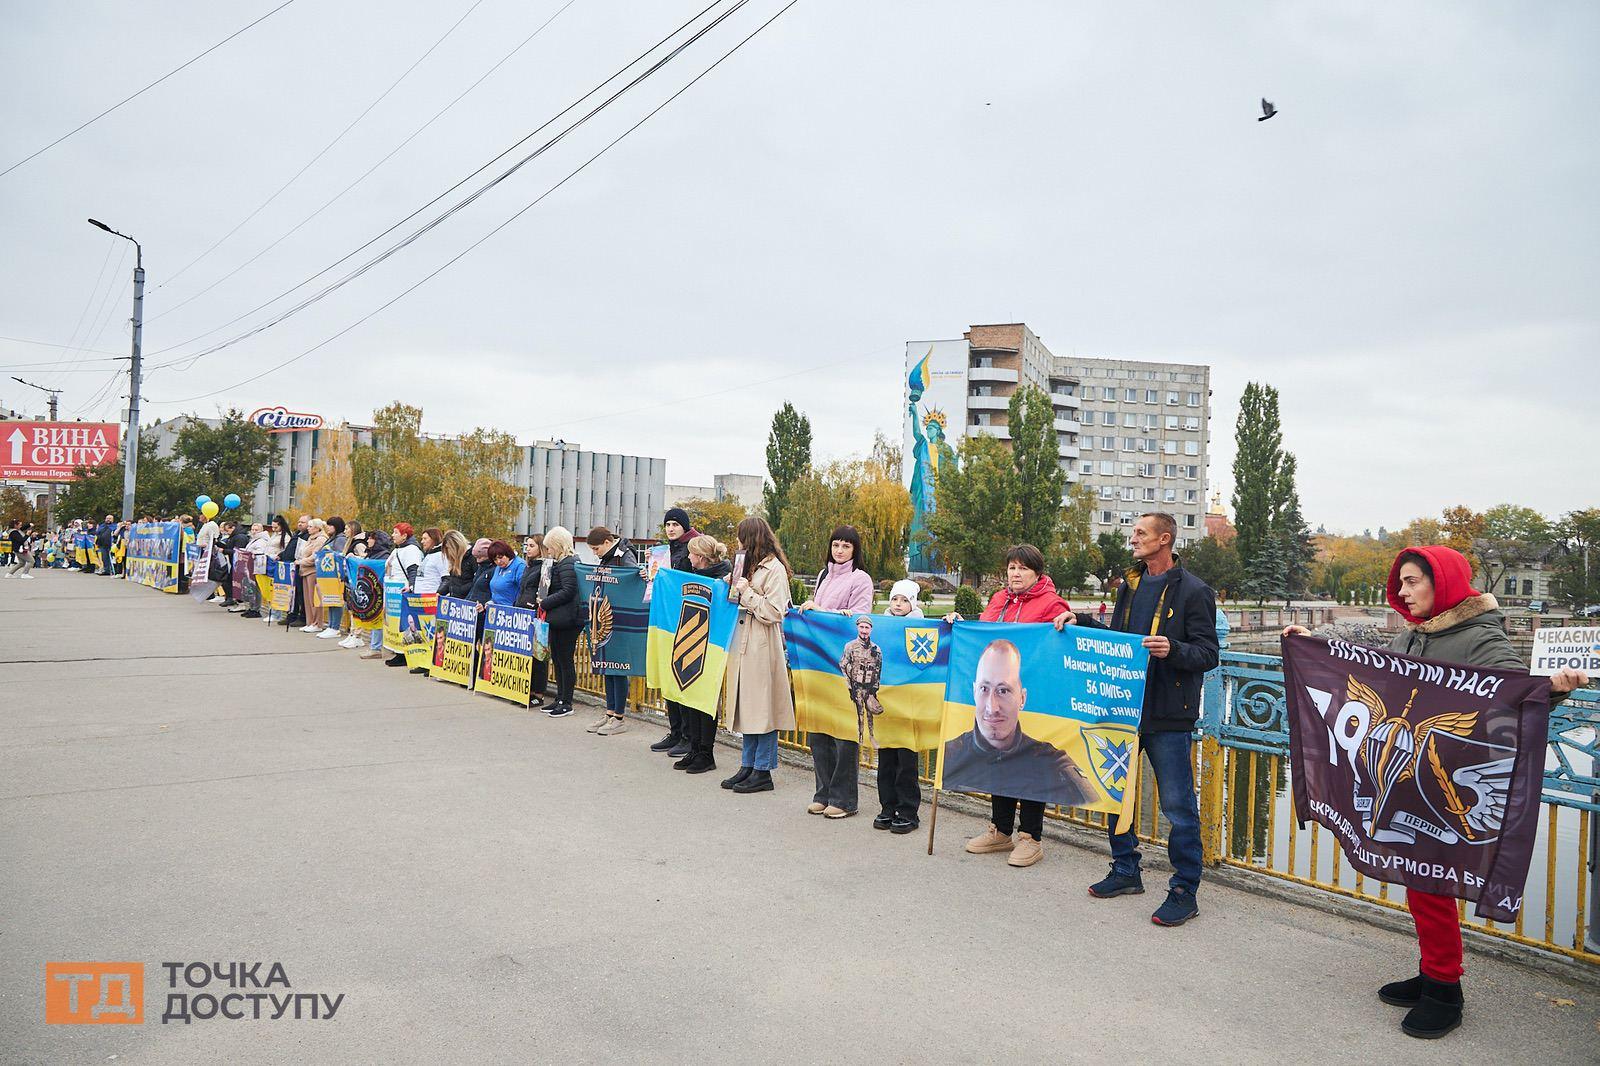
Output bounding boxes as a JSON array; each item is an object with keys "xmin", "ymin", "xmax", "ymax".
[
  {"xmin": 720, "ymin": 766, "xmax": 753, "ymax": 790},
  {"xmin": 667, "ymin": 739, "xmax": 692, "ymax": 758},
  {"xmin": 1378, "ymin": 973, "xmax": 1423, "ymax": 1007},
  {"xmin": 1400, "ymin": 977, "xmax": 1462, "ymax": 1039},
  {"xmin": 731, "ymin": 769, "xmax": 773, "ymax": 794},
  {"xmin": 682, "ymin": 752, "xmax": 716, "ymax": 774},
  {"xmin": 650, "ymin": 733, "xmax": 680, "ymax": 753}
]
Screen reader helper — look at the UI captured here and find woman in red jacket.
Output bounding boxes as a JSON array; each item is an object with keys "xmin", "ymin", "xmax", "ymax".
[{"xmin": 945, "ymin": 543, "xmax": 1074, "ymax": 867}]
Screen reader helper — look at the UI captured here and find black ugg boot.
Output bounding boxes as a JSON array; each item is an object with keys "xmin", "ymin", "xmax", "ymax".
[
  {"xmin": 731, "ymin": 769, "xmax": 773, "ymax": 794},
  {"xmin": 1400, "ymin": 976, "xmax": 1462, "ymax": 1039},
  {"xmin": 720, "ymin": 766, "xmax": 752, "ymax": 790},
  {"xmin": 1378, "ymin": 973, "xmax": 1423, "ymax": 1007},
  {"xmin": 681, "ymin": 752, "xmax": 716, "ymax": 774}
]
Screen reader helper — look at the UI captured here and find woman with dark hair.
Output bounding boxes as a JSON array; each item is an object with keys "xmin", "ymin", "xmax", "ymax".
[
  {"xmin": 1285, "ymin": 546, "xmax": 1588, "ymax": 1039},
  {"xmin": 538, "ymin": 527, "xmax": 580, "ymax": 719},
  {"xmin": 584, "ymin": 526, "xmax": 638, "ymax": 736},
  {"xmin": 514, "ymin": 533, "xmax": 547, "ymax": 708},
  {"xmin": 946, "ymin": 542, "xmax": 1075, "ymax": 869},
  {"xmin": 674, "ymin": 535, "xmax": 731, "ymax": 774},
  {"xmin": 796, "ymin": 524, "xmax": 875, "ymax": 818},
  {"xmin": 486, "ymin": 539, "xmax": 525, "ymax": 606},
  {"xmin": 720, "ymin": 517, "xmax": 795, "ymax": 795},
  {"xmin": 360, "ymin": 529, "xmax": 396, "ymax": 660},
  {"xmin": 653, "ymin": 507, "xmax": 702, "ymax": 756}
]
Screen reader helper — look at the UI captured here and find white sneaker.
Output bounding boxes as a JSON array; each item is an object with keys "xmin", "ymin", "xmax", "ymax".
[
  {"xmin": 586, "ymin": 715, "xmax": 609, "ymax": 733},
  {"xmin": 19, "ymin": 573, "xmax": 34, "ymax": 580},
  {"xmin": 228, "ymin": 604, "xmax": 248, "ymax": 613},
  {"xmin": 299, "ymin": 624, "xmax": 321, "ymax": 633},
  {"xmin": 317, "ymin": 627, "xmax": 342, "ymax": 639},
  {"xmin": 339, "ymin": 635, "xmax": 363, "ymax": 649}
]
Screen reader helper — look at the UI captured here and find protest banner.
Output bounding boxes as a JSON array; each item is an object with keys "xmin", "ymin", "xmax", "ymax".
[
  {"xmin": 343, "ymin": 557, "xmax": 385, "ymax": 631},
  {"xmin": 475, "ymin": 602, "xmax": 537, "ymax": 706},
  {"xmin": 73, "ymin": 532, "xmax": 90, "ymax": 567},
  {"xmin": 934, "ymin": 622, "xmax": 1151, "ymax": 833},
  {"xmin": 1283, "ymin": 634, "xmax": 1551, "ymax": 921},
  {"xmin": 646, "ymin": 568, "xmax": 738, "ymax": 715},
  {"xmin": 430, "ymin": 595, "xmax": 479, "ymax": 687},
  {"xmin": 187, "ymin": 539, "xmax": 217, "ymax": 601},
  {"xmin": 382, "ymin": 577, "xmax": 406, "ymax": 654},
  {"xmin": 399, "ymin": 592, "xmax": 437, "ymax": 670},
  {"xmin": 125, "ymin": 522, "xmax": 182, "ymax": 592},
  {"xmin": 270, "ymin": 559, "xmax": 295, "ymax": 614},
  {"xmin": 231, "ymin": 550, "xmax": 255, "ymax": 603},
  {"xmin": 643, "ymin": 544, "xmax": 670, "ymax": 603},
  {"xmin": 1530, "ymin": 626, "xmax": 1600, "ymax": 676},
  {"xmin": 576, "ymin": 562, "xmax": 648, "ymax": 676},
  {"xmin": 785, "ymin": 611, "xmax": 949, "ymax": 751},
  {"xmin": 315, "ymin": 549, "xmax": 345, "ymax": 609}
]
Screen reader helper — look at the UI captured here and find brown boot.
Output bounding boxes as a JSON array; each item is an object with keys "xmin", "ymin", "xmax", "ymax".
[{"xmin": 965, "ymin": 824, "xmax": 1015, "ymax": 854}]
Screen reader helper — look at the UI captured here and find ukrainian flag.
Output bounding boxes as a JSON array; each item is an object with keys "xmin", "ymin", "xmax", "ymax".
[
  {"xmin": 785, "ymin": 611, "xmax": 948, "ymax": 750},
  {"xmin": 646, "ymin": 568, "xmax": 738, "ymax": 715}
]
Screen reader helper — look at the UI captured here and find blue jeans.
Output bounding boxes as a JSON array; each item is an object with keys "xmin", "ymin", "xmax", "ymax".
[
  {"xmin": 370, "ymin": 627, "xmax": 384, "ymax": 651},
  {"xmin": 1107, "ymin": 730, "xmax": 1202, "ymax": 894},
  {"xmin": 741, "ymin": 731, "xmax": 778, "ymax": 771},
  {"xmin": 603, "ymin": 674, "xmax": 629, "ymax": 714}
]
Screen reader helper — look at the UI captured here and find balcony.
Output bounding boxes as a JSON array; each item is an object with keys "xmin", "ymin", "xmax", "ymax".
[
  {"xmin": 1053, "ymin": 417, "xmax": 1080, "ymax": 433},
  {"xmin": 971, "ymin": 425, "xmax": 1012, "ymax": 441},
  {"xmin": 1050, "ymin": 391, "xmax": 1082, "ymax": 409},
  {"xmin": 1056, "ymin": 443, "xmax": 1080, "ymax": 460},
  {"xmin": 967, "ymin": 366, "xmax": 1019, "ymax": 384},
  {"xmin": 967, "ymin": 395, "xmax": 1010, "ymax": 411}
]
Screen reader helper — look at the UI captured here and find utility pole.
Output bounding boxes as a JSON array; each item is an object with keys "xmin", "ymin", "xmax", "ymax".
[
  {"xmin": 88, "ymin": 219, "xmax": 142, "ymax": 522},
  {"xmin": 9, "ymin": 376, "xmax": 62, "ymax": 529}
]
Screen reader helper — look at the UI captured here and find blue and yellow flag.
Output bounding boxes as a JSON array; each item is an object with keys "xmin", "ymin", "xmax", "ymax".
[
  {"xmin": 935, "ymin": 622, "xmax": 1151, "ymax": 833},
  {"xmin": 315, "ymin": 549, "xmax": 345, "ymax": 609},
  {"xmin": 785, "ymin": 611, "xmax": 949, "ymax": 751},
  {"xmin": 646, "ymin": 568, "xmax": 738, "ymax": 715},
  {"xmin": 343, "ymin": 556, "xmax": 385, "ymax": 630},
  {"xmin": 126, "ymin": 522, "xmax": 182, "ymax": 592},
  {"xmin": 270, "ymin": 559, "xmax": 295, "ymax": 613},
  {"xmin": 577, "ymin": 562, "xmax": 648, "ymax": 676}
]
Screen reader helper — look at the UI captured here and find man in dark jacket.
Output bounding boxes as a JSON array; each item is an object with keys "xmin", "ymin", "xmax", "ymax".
[
  {"xmin": 1059, "ymin": 511, "xmax": 1218, "ymax": 927},
  {"xmin": 94, "ymin": 515, "xmax": 116, "ymax": 576},
  {"xmin": 654, "ymin": 508, "xmax": 701, "ymax": 755}
]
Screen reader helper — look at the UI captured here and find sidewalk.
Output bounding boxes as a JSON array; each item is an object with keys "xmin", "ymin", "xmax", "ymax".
[{"xmin": 2, "ymin": 572, "xmax": 1596, "ymax": 1064}]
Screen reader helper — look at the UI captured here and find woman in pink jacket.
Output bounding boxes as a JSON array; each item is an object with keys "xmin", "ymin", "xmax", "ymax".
[{"xmin": 795, "ymin": 525, "xmax": 875, "ymax": 819}]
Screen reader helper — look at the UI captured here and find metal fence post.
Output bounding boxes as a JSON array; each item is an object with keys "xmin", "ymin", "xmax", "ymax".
[
  {"xmin": 1199, "ymin": 665, "xmax": 1227, "ymax": 865},
  {"xmin": 1590, "ymin": 753, "xmax": 1599, "ymax": 954}
]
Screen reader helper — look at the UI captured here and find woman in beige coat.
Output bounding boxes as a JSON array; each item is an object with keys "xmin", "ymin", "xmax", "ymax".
[
  {"xmin": 720, "ymin": 516, "xmax": 794, "ymax": 795},
  {"xmin": 295, "ymin": 518, "xmax": 329, "ymax": 633}
]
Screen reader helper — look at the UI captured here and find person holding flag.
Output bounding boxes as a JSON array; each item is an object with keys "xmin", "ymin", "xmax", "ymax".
[
  {"xmin": 720, "ymin": 517, "xmax": 795, "ymax": 796},
  {"xmin": 651, "ymin": 508, "xmax": 701, "ymax": 757}
]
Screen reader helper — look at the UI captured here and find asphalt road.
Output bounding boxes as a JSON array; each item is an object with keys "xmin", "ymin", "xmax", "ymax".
[{"xmin": 2, "ymin": 571, "xmax": 1596, "ymax": 1064}]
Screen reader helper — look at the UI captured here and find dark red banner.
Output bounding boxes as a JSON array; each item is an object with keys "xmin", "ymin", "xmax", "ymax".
[
  {"xmin": 0, "ymin": 421, "xmax": 121, "ymax": 480},
  {"xmin": 1284, "ymin": 634, "xmax": 1550, "ymax": 922}
]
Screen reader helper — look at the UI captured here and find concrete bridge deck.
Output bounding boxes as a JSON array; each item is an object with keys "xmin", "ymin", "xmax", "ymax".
[{"xmin": 2, "ymin": 572, "xmax": 1595, "ymax": 1064}]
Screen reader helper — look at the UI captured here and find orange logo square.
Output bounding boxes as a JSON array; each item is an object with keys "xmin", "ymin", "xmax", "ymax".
[{"xmin": 44, "ymin": 962, "xmax": 144, "ymax": 1024}]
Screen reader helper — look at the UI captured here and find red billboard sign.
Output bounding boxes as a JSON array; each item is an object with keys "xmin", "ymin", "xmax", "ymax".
[{"xmin": 0, "ymin": 421, "xmax": 121, "ymax": 481}]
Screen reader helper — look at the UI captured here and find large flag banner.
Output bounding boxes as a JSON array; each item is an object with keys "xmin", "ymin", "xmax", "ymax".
[
  {"xmin": 398, "ymin": 592, "xmax": 437, "ymax": 669},
  {"xmin": 232, "ymin": 550, "xmax": 255, "ymax": 602},
  {"xmin": 344, "ymin": 556, "xmax": 385, "ymax": 631},
  {"xmin": 315, "ymin": 549, "xmax": 345, "ymax": 609},
  {"xmin": 475, "ymin": 602, "xmax": 536, "ymax": 705},
  {"xmin": 576, "ymin": 562, "xmax": 648, "ymax": 676},
  {"xmin": 1284, "ymin": 634, "xmax": 1552, "ymax": 922},
  {"xmin": 74, "ymin": 532, "xmax": 90, "ymax": 567},
  {"xmin": 126, "ymin": 522, "xmax": 182, "ymax": 592},
  {"xmin": 935, "ymin": 622, "xmax": 1151, "ymax": 833},
  {"xmin": 785, "ymin": 611, "xmax": 950, "ymax": 751},
  {"xmin": 646, "ymin": 568, "xmax": 738, "ymax": 715},
  {"xmin": 270, "ymin": 559, "xmax": 295, "ymax": 614},
  {"xmin": 187, "ymin": 539, "xmax": 217, "ymax": 601},
  {"xmin": 430, "ymin": 595, "xmax": 479, "ymax": 687}
]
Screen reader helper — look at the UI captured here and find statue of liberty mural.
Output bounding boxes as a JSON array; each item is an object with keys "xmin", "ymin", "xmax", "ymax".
[{"xmin": 907, "ymin": 349, "xmax": 949, "ymax": 573}]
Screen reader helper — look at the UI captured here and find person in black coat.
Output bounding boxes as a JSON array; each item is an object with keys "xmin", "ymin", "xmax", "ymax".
[
  {"xmin": 584, "ymin": 527, "xmax": 639, "ymax": 736},
  {"xmin": 653, "ymin": 507, "xmax": 701, "ymax": 756},
  {"xmin": 674, "ymin": 534, "xmax": 732, "ymax": 774},
  {"xmin": 537, "ymin": 528, "xmax": 581, "ymax": 718},
  {"xmin": 514, "ymin": 533, "xmax": 547, "ymax": 707}
]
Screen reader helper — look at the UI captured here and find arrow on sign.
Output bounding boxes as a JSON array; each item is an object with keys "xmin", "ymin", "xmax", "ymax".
[{"xmin": 6, "ymin": 428, "xmax": 25, "ymax": 464}]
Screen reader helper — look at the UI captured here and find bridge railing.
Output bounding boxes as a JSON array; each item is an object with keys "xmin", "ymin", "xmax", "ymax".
[{"xmin": 575, "ymin": 638, "xmax": 1599, "ymax": 968}]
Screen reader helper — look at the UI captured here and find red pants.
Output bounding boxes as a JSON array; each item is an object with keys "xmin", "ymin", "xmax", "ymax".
[{"xmin": 1406, "ymin": 889, "xmax": 1463, "ymax": 981}]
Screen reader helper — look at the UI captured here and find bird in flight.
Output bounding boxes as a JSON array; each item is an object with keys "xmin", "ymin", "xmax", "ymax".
[{"xmin": 1259, "ymin": 98, "xmax": 1278, "ymax": 122}]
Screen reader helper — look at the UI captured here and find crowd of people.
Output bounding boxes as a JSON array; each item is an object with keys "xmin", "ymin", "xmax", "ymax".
[
  {"xmin": 11, "ymin": 502, "xmax": 1590, "ymax": 1043},
  {"xmin": 3, "ymin": 514, "xmax": 140, "ymax": 578}
]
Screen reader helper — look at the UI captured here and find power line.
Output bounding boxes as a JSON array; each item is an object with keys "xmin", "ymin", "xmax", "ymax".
[
  {"xmin": 147, "ymin": 0, "xmax": 802, "ymax": 406},
  {"xmin": 147, "ymin": 0, "xmax": 582, "ymax": 326},
  {"xmin": 0, "ymin": 0, "xmax": 300, "ymax": 180},
  {"xmin": 146, "ymin": 0, "xmax": 727, "ymax": 363},
  {"xmin": 44, "ymin": 244, "xmax": 129, "ymax": 390},
  {"xmin": 0, "ymin": 335, "xmax": 128, "ymax": 358},
  {"xmin": 155, "ymin": 0, "xmax": 491, "ymax": 292}
]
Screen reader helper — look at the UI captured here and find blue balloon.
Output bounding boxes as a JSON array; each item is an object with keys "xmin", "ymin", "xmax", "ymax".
[
  {"xmin": 195, "ymin": 495, "xmax": 211, "ymax": 508},
  {"xmin": 223, "ymin": 493, "xmax": 242, "ymax": 510}
]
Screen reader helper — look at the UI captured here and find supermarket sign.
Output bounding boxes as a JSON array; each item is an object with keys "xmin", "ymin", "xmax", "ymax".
[
  {"xmin": 248, "ymin": 407, "xmax": 323, "ymax": 433},
  {"xmin": 0, "ymin": 421, "xmax": 121, "ymax": 481}
]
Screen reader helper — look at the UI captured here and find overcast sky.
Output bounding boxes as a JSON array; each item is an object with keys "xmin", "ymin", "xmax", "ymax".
[{"xmin": 2, "ymin": 0, "xmax": 1594, "ymax": 534}]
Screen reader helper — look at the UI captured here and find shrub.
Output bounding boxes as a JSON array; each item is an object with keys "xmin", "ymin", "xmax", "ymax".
[
  {"xmin": 954, "ymin": 585, "xmax": 983, "ymax": 617},
  {"xmin": 790, "ymin": 576, "xmax": 808, "ymax": 606}
]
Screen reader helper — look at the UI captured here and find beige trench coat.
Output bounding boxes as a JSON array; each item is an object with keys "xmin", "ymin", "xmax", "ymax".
[{"xmin": 723, "ymin": 556, "xmax": 795, "ymax": 734}]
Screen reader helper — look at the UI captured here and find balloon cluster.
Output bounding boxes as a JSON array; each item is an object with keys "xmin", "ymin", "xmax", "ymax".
[{"xmin": 194, "ymin": 492, "xmax": 245, "ymax": 521}]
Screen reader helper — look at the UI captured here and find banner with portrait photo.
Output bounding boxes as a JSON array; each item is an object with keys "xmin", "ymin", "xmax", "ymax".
[
  {"xmin": 126, "ymin": 522, "xmax": 182, "ymax": 592},
  {"xmin": 935, "ymin": 622, "xmax": 1151, "ymax": 834},
  {"xmin": 430, "ymin": 595, "xmax": 479, "ymax": 687},
  {"xmin": 577, "ymin": 562, "xmax": 648, "ymax": 676},
  {"xmin": 785, "ymin": 611, "xmax": 950, "ymax": 751},
  {"xmin": 231, "ymin": 549, "xmax": 255, "ymax": 603},
  {"xmin": 270, "ymin": 559, "xmax": 295, "ymax": 614},
  {"xmin": 398, "ymin": 592, "xmax": 437, "ymax": 669},
  {"xmin": 475, "ymin": 602, "xmax": 536, "ymax": 706},
  {"xmin": 343, "ymin": 556, "xmax": 385, "ymax": 631},
  {"xmin": 315, "ymin": 549, "xmax": 345, "ymax": 609},
  {"xmin": 187, "ymin": 540, "xmax": 217, "ymax": 601},
  {"xmin": 382, "ymin": 578, "xmax": 406, "ymax": 653},
  {"xmin": 1284, "ymin": 634, "xmax": 1551, "ymax": 922},
  {"xmin": 646, "ymin": 567, "xmax": 739, "ymax": 715}
]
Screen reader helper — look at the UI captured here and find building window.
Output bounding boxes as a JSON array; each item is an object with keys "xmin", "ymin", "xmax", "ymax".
[
  {"xmin": 1145, "ymin": 389, "xmax": 1158, "ymax": 404},
  {"xmin": 1121, "ymin": 462, "xmax": 1138, "ymax": 477},
  {"xmin": 1522, "ymin": 579, "xmax": 1534, "ymax": 596},
  {"xmin": 1165, "ymin": 415, "xmax": 1179, "ymax": 430},
  {"xmin": 1100, "ymin": 436, "xmax": 1115, "ymax": 450},
  {"xmin": 1100, "ymin": 485, "xmax": 1116, "ymax": 500},
  {"xmin": 1123, "ymin": 388, "xmax": 1138, "ymax": 402},
  {"xmin": 1100, "ymin": 510, "xmax": 1114, "ymax": 524},
  {"xmin": 1121, "ymin": 486, "xmax": 1137, "ymax": 501},
  {"xmin": 1184, "ymin": 514, "xmax": 1197, "ymax": 528},
  {"xmin": 1122, "ymin": 412, "xmax": 1137, "ymax": 428},
  {"xmin": 1078, "ymin": 461, "xmax": 1093, "ymax": 475},
  {"xmin": 1120, "ymin": 511, "xmax": 1135, "ymax": 525},
  {"xmin": 1187, "ymin": 391, "xmax": 1201, "ymax": 406},
  {"xmin": 1102, "ymin": 386, "xmax": 1116, "ymax": 400},
  {"xmin": 1503, "ymin": 577, "xmax": 1517, "ymax": 595},
  {"xmin": 1099, "ymin": 461, "xmax": 1114, "ymax": 475},
  {"xmin": 1164, "ymin": 440, "xmax": 1178, "ymax": 454},
  {"xmin": 1143, "ymin": 487, "xmax": 1157, "ymax": 502},
  {"xmin": 1144, "ymin": 414, "xmax": 1159, "ymax": 429},
  {"xmin": 1184, "ymin": 441, "xmax": 1200, "ymax": 455},
  {"xmin": 1166, "ymin": 391, "xmax": 1180, "ymax": 405},
  {"xmin": 1101, "ymin": 411, "xmax": 1116, "ymax": 426},
  {"xmin": 1121, "ymin": 438, "xmax": 1136, "ymax": 452},
  {"xmin": 1185, "ymin": 416, "xmax": 1200, "ymax": 431},
  {"xmin": 1185, "ymin": 489, "xmax": 1199, "ymax": 503},
  {"xmin": 1164, "ymin": 488, "xmax": 1177, "ymax": 503}
]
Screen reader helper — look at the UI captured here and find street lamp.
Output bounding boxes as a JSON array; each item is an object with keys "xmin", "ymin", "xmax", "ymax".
[{"xmin": 87, "ymin": 218, "xmax": 143, "ymax": 522}]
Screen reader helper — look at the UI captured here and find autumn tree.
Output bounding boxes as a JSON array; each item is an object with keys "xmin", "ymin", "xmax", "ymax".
[
  {"xmin": 1474, "ymin": 504, "xmax": 1553, "ymax": 595},
  {"xmin": 1550, "ymin": 509, "xmax": 1600, "ymax": 609},
  {"xmin": 927, "ymin": 435, "xmax": 1020, "ymax": 584},
  {"xmin": 294, "ymin": 425, "xmax": 358, "ymax": 522},
  {"xmin": 1185, "ymin": 535, "xmax": 1243, "ymax": 599},
  {"xmin": 174, "ymin": 409, "xmax": 278, "ymax": 499},
  {"xmin": 679, "ymin": 496, "xmax": 747, "ymax": 545},
  {"xmin": 1008, "ymin": 386, "xmax": 1066, "ymax": 557},
  {"xmin": 762, "ymin": 401, "xmax": 812, "ymax": 533},
  {"xmin": 1049, "ymin": 483, "xmax": 1100, "ymax": 593},
  {"xmin": 1440, "ymin": 504, "xmax": 1486, "ymax": 573}
]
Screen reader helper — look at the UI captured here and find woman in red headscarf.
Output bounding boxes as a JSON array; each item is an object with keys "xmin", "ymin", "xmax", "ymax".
[{"xmin": 1287, "ymin": 545, "xmax": 1588, "ymax": 1039}]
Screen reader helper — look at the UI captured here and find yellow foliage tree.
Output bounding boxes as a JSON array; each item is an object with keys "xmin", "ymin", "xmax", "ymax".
[
  {"xmin": 680, "ymin": 496, "xmax": 747, "ymax": 546},
  {"xmin": 293, "ymin": 425, "xmax": 358, "ymax": 524}
]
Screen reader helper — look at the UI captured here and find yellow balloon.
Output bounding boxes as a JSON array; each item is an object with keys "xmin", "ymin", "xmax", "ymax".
[{"xmin": 201, "ymin": 501, "xmax": 220, "ymax": 520}]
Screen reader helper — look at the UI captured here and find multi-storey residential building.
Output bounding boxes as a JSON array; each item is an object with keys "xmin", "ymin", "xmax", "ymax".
[{"xmin": 1053, "ymin": 357, "xmax": 1212, "ymax": 547}]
